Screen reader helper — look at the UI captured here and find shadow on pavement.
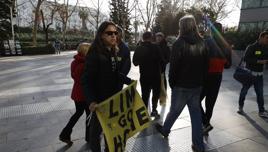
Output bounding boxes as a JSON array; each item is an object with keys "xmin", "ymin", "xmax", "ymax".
[
  {"xmin": 77, "ymin": 143, "xmax": 91, "ymax": 152},
  {"xmin": 56, "ymin": 144, "xmax": 72, "ymax": 152},
  {"xmin": 243, "ymin": 113, "xmax": 268, "ymax": 139}
]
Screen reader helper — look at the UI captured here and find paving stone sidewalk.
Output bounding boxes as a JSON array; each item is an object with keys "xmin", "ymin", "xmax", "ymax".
[{"xmin": 0, "ymin": 51, "xmax": 268, "ymax": 152}]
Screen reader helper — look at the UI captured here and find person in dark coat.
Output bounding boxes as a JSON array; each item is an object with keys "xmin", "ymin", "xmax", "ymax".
[
  {"xmin": 155, "ymin": 32, "xmax": 170, "ymax": 76},
  {"xmin": 200, "ymin": 22, "xmax": 232, "ymax": 135},
  {"xmin": 54, "ymin": 39, "xmax": 61, "ymax": 54},
  {"xmin": 155, "ymin": 15, "xmax": 209, "ymax": 152},
  {"xmin": 81, "ymin": 21, "xmax": 131, "ymax": 152},
  {"xmin": 116, "ymin": 26, "xmax": 131, "ymax": 90},
  {"xmin": 237, "ymin": 31, "xmax": 268, "ymax": 118},
  {"xmin": 155, "ymin": 32, "xmax": 171, "ymax": 104},
  {"xmin": 133, "ymin": 31, "xmax": 164, "ymax": 118},
  {"xmin": 59, "ymin": 43, "xmax": 91, "ymax": 145}
]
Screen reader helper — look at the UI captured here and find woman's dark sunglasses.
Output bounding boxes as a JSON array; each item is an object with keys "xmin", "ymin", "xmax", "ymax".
[{"xmin": 104, "ymin": 31, "xmax": 118, "ymax": 36}]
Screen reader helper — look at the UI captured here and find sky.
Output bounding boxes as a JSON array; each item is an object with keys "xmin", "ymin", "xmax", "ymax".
[
  {"xmin": 221, "ymin": 0, "xmax": 242, "ymax": 27},
  {"xmin": 68, "ymin": 0, "xmax": 242, "ymax": 27}
]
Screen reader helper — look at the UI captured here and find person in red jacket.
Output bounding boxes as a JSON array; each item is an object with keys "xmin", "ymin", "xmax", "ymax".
[
  {"xmin": 59, "ymin": 43, "xmax": 91, "ymax": 145},
  {"xmin": 200, "ymin": 22, "xmax": 232, "ymax": 136}
]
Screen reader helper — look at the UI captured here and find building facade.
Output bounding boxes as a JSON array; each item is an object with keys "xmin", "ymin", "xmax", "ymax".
[
  {"xmin": 239, "ymin": 0, "xmax": 268, "ymax": 31},
  {"xmin": 16, "ymin": 0, "xmax": 101, "ymax": 31}
]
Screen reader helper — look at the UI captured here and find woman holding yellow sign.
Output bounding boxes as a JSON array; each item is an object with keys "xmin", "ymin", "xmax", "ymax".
[{"xmin": 81, "ymin": 21, "xmax": 131, "ymax": 152}]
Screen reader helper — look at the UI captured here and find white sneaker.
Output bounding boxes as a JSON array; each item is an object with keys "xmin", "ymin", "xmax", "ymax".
[{"xmin": 259, "ymin": 110, "xmax": 268, "ymax": 118}]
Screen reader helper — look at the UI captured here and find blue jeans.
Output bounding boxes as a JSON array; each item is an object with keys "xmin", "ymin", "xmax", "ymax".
[
  {"xmin": 162, "ymin": 86, "xmax": 204, "ymax": 150},
  {"xmin": 239, "ymin": 75, "xmax": 264, "ymax": 112}
]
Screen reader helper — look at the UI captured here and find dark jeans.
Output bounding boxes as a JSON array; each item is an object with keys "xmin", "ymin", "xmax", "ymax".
[
  {"xmin": 140, "ymin": 77, "xmax": 160, "ymax": 112},
  {"xmin": 239, "ymin": 75, "xmax": 265, "ymax": 112},
  {"xmin": 60, "ymin": 101, "xmax": 90, "ymax": 140},
  {"xmin": 200, "ymin": 73, "xmax": 222, "ymax": 126},
  {"xmin": 89, "ymin": 113, "xmax": 108, "ymax": 152}
]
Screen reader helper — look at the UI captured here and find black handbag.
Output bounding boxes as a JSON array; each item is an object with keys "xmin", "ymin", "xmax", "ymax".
[{"xmin": 233, "ymin": 57, "xmax": 254, "ymax": 84}]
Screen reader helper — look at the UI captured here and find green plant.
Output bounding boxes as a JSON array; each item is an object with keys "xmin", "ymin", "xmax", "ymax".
[
  {"xmin": 224, "ymin": 29, "xmax": 260, "ymax": 50},
  {"xmin": 22, "ymin": 44, "xmax": 55, "ymax": 55}
]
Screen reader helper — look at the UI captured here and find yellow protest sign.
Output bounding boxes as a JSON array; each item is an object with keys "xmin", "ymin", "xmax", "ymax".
[{"xmin": 96, "ymin": 81, "xmax": 151, "ymax": 152}]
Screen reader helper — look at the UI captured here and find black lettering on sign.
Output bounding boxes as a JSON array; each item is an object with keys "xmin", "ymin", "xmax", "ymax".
[
  {"xmin": 127, "ymin": 110, "xmax": 135, "ymax": 131},
  {"xmin": 118, "ymin": 114, "xmax": 127, "ymax": 128},
  {"xmin": 109, "ymin": 99, "xmax": 118, "ymax": 118},
  {"xmin": 125, "ymin": 86, "xmax": 135, "ymax": 108},
  {"xmin": 136, "ymin": 107, "xmax": 149, "ymax": 126},
  {"xmin": 119, "ymin": 93, "xmax": 124, "ymax": 113},
  {"xmin": 113, "ymin": 135, "xmax": 123, "ymax": 152},
  {"xmin": 123, "ymin": 129, "xmax": 130, "ymax": 146}
]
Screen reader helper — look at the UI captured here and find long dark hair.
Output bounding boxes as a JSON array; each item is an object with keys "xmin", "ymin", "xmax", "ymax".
[{"xmin": 89, "ymin": 21, "xmax": 117, "ymax": 54}]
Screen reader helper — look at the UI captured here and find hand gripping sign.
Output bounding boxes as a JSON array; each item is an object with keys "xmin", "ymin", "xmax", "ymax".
[{"xmin": 96, "ymin": 81, "xmax": 151, "ymax": 152}]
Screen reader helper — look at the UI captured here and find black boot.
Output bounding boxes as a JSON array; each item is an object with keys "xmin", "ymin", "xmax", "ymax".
[{"xmin": 59, "ymin": 128, "xmax": 73, "ymax": 145}]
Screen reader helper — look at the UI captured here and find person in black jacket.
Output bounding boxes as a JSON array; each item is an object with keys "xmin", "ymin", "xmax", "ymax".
[
  {"xmin": 116, "ymin": 26, "xmax": 131, "ymax": 90},
  {"xmin": 237, "ymin": 31, "xmax": 268, "ymax": 118},
  {"xmin": 133, "ymin": 31, "xmax": 164, "ymax": 118},
  {"xmin": 155, "ymin": 32, "xmax": 170, "ymax": 90},
  {"xmin": 81, "ymin": 21, "xmax": 131, "ymax": 152},
  {"xmin": 155, "ymin": 15, "xmax": 209, "ymax": 152}
]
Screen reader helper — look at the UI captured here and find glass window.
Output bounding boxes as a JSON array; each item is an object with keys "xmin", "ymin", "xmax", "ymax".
[
  {"xmin": 248, "ymin": 23, "xmax": 258, "ymax": 30},
  {"xmin": 263, "ymin": 22, "xmax": 268, "ymax": 30},
  {"xmin": 239, "ymin": 22, "xmax": 259, "ymax": 31},
  {"xmin": 261, "ymin": 0, "xmax": 268, "ymax": 7},
  {"xmin": 239, "ymin": 23, "xmax": 248, "ymax": 31},
  {"xmin": 242, "ymin": 0, "xmax": 261, "ymax": 9},
  {"xmin": 258, "ymin": 22, "xmax": 264, "ymax": 29}
]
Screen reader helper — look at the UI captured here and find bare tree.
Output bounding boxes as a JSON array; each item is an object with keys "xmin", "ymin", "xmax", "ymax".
[
  {"xmin": 88, "ymin": 0, "xmax": 102, "ymax": 30},
  {"xmin": 196, "ymin": 0, "xmax": 232, "ymax": 21},
  {"xmin": 56, "ymin": 0, "xmax": 78, "ymax": 48},
  {"xmin": 17, "ymin": 0, "xmax": 33, "ymax": 27},
  {"xmin": 86, "ymin": 0, "xmax": 107, "ymax": 31},
  {"xmin": 137, "ymin": 0, "xmax": 158, "ymax": 31},
  {"xmin": 172, "ymin": 0, "xmax": 191, "ymax": 12},
  {"xmin": 40, "ymin": 0, "xmax": 58, "ymax": 44},
  {"xmin": 234, "ymin": 0, "xmax": 242, "ymax": 9},
  {"xmin": 29, "ymin": 0, "xmax": 45, "ymax": 46}
]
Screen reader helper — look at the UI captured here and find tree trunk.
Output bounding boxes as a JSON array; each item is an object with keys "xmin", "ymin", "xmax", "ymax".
[
  {"xmin": 62, "ymin": 22, "xmax": 67, "ymax": 50},
  {"xmin": 45, "ymin": 29, "xmax": 49, "ymax": 44},
  {"xmin": 40, "ymin": 10, "xmax": 50, "ymax": 44},
  {"xmin": 32, "ymin": 2, "xmax": 42, "ymax": 46},
  {"xmin": 32, "ymin": 11, "xmax": 39, "ymax": 46},
  {"xmin": 81, "ymin": 19, "xmax": 87, "ymax": 31}
]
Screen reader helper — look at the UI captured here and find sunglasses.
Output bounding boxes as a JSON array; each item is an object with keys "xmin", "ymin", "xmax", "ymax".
[{"xmin": 104, "ymin": 31, "xmax": 118, "ymax": 36}]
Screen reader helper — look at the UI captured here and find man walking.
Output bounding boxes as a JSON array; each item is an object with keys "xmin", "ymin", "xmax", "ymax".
[
  {"xmin": 133, "ymin": 31, "xmax": 164, "ymax": 118},
  {"xmin": 237, "ymin": 31, "xmax": 268, "ymax": 118},
  {"xmin": 116, "ymin": 26, "xmax": 131, "ymax": 90}
]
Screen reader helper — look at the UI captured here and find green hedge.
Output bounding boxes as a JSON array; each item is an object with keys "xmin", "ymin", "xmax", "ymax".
[
  {"xmin": 22, "ymin": 44, "xmax": 55, "ymax": 55},
  {"xmin": 17, "ymin": 31, "xmax": 94, "ymax": 46},
  {"xmin": 224, "ymin": 29, "xmax": 261, "ymax": 50}
]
